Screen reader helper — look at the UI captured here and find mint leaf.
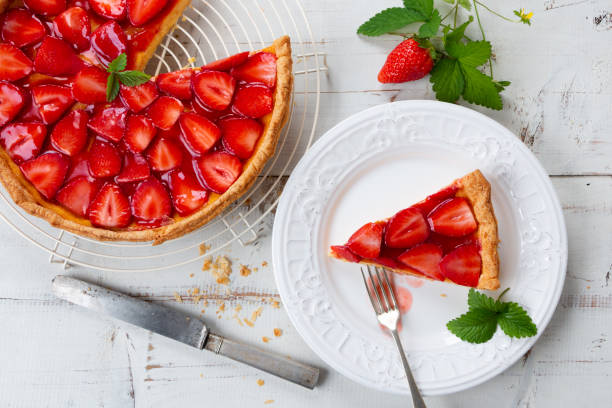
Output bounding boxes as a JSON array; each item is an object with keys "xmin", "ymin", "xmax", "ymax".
[
  {"xmin": 403, "ymin": 0, "xmax": 433, "ymax": 19},
  {"xmin": 497, "ymin": 302, "xmax": 538, "ymax": 338},
  {"xmin": 457, "ymin": 0, "xmax": 472, "ymax": 11},
  {"xmin": 117, "ymin": 70, "xmax": 151, "ymax": 87},
  {"xmin": 107, "ymin": 53, "xmax": 127, "ymax": 73},
  {"xmin": 430, "ymin": 58, "xmax": 464, "ymax": 102},
  {"xmin": 467, "ymin": 288, "xmax": 506, "ymax": 312},
  {"xmin": 357, "ymin": 7, "xmax": 426, "ymax": 36},
  {"xmin": 460, "ymin": 64, "xmax": 502, "ymax": 110},
  {"xmin": 106, "ymin": 73, "xmax": 119, "ymax": 102},
  {"xmin": 446, "ymin": 40, "xmax": 491, "ymax": 67},
  {"xmin": 418, "ymin": 9, "xmax": 441, "ymax": 38},
  {"xmin": 447, "ymin": 308, "xmax": 499, "ymax": 343}
]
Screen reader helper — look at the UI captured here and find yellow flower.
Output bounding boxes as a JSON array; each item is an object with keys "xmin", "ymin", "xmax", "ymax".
[{"xmin": 514, "ymin": 8, "xmax": 533, "ymax": 25}]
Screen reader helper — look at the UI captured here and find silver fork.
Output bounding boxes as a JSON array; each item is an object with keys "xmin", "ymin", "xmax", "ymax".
[{"xmin": 361, "ymin": 265, "xmax": 426, "ymax": 408}]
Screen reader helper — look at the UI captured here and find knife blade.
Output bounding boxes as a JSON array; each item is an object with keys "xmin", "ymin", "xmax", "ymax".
[{"xmin": 52, "ymin": 275, "xmax": 319, "ymax": 389}]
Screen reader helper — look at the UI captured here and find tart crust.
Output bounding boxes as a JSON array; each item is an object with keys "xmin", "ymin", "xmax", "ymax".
[
  {"xmin": 0, "ymin": 36, "xmax": 293, "ymax": 244},
  {"xmin": 330, "ymin": 169, "xmax": 500, "ymax": 290}
]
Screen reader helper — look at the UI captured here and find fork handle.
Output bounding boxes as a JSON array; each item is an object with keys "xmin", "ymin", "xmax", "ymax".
[{"xmin": 391, "ymin": 329, "xmax": 427, "ymax": 408}]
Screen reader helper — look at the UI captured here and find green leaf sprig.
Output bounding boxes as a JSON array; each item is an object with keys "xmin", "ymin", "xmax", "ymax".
[
  {"xmin": 446, "ymin": 288, "xmax": 537, "ymax": 344},
  {"xmin": 357, "ymin": 0, "xmax": 533, "ymax": 110},
  {"xmin": 105, "ymin": 53, "xmax": 152, "ymax": 102}
]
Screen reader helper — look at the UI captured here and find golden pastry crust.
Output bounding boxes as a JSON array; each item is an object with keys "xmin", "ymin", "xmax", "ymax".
[
  {"xmin": 329, "ymin": 169, "xmax": 500, "ymax": 290},
  {"xmin": 0, "ymin": 36, "xmax": 293, "ymax": 244}
]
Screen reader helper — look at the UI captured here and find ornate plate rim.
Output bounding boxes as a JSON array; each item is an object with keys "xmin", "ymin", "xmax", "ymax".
[{"xmin": 271, "ymin": 100, "xmax": 567, "ymax": 395}]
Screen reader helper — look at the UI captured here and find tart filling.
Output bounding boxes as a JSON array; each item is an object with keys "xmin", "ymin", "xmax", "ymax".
[{"xmin": 330, "ymin": 170, "xmax": 500, "ymax": 290}]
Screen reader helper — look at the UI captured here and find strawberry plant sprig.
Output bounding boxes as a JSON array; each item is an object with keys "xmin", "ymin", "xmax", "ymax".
[
  {"xmin": 358, "ymin": 0, "xmax": 532, "ymax": 110},
  {"xmin": 105, "ymin": 53, "xmax": 151, "ymax": 102}
]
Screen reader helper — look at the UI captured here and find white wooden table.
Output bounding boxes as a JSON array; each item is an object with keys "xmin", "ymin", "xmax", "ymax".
[{"xmin": 1, "ymin": 0, "xmax": 611, "ymax": 406}]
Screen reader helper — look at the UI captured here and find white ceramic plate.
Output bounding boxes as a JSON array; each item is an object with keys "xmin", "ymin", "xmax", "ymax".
[{"xmin": 271, "ymin": 101, "xmax": 567, "ymax": 396}]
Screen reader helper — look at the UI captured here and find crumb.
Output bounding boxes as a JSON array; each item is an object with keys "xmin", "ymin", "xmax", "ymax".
[
  {"xmin": 256, "ymin": 379, "xmax": 264, "ymax": 386},
  {"xmin": 203, "ymin": 300, "xmax": 209, "ymax": 307},
  {"xmin": 251, "ymin": 306, "xmax": 263, "ymax": 322},
  {"xmin": 210, "ymin": 255, "xmax": 232, "ymax": 285},
  {"xmin": 188, "ymin": 289, "xmax": 192, "ymax": 295},
  {"xmin": 262, "ymin": 336, "xmax": 270, "ymax": 343},
  {"xmin": 253, "ymin": 267, "xmax": 258, "ymax": 272},
  {"xmin": 201, "ymin": 309, "xmax": 206, "ymax": 314},
  {"xmin": 235, "ymin": 304, "xmax": 242, "ymax": 312},
  {"xmin": 218, "ymin": 303, "xmax": 226, "ymax": 312},
  {"xmin": 217, "ymin": 314, "xmax": 222, "ymax": 319},
  {"xmin": 240, "ymin": 264, "xmax": 252, "ymax": 277},
  {"xmin": 193, "ymin": 295, "xmax": 202, "ymax": 304},
  {"xmin": 271, "ymin": 300, "xmax": 280, "ymax": 309},
  {"xmin": 189, "ymin": 273, "xmax": 194, "ymax": 278},
  {"xmin": 193, "ymin": 287, "xmax": 200, "ymax": 295},
  {"xmin": 173, "ymin": 292, "xmax": 183, "ymax": 303},
  {"xmin": 440, "ymin": 293, "xmax": 447, "ymax": 298},
  {"xmin": 234, "ymin": 315, "xmax": 244, "ymax": 326},
  {"xmin": 273, "ymin": 328, "xmax": 282, "ymax": 337},
  {"xmin": 244, "ymin": 318, "xmax": 254, "ymax": 327},
  {"xmin": 199, "ymin": 373, "xmax": 204, "ymax": 378},
  {"xmin": 202, "ymin": 256, "xmax": 213, "ymax": 271},
  {"xmin": 264, "ymin": 400, "xmax": 274, "ymax": 405},
  {"xmin": 199, "ymin": 243, "xmax": 211, "ymax": 255},
  {"xmin": 261, "ymin": 261, "xmax": 268, "ymax": 267},
  {"xmin": 587, "ymin": 285, "xmax": 591, "ymax": 289}
]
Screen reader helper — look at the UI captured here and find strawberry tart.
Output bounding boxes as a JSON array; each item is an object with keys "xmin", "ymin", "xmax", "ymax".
[
  {"xmin": 330, "ymin": 170, "xmax": 500, "ymax": 290},
  {"xmin": 0, "ymin": 0, "xmax": 292, "ymax": 244}
]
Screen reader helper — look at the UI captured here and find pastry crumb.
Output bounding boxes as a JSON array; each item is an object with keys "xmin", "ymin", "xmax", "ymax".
[
  {"xmin": 193, "ymin": 287, "xmax": 200, "ymax": 295},
  {"xmin": 261, "ymin": 261, "xmax": 268, "ymax": 267},
  {"xmin": 256, "ymin": 379, "xmax": 264, "ymax": 386},
  {"xmin": 235, "ymin": 304, "xmax": 242, "ymax": 312},
  {"xmin": 251, "ymin": 306, "xmax": 263, "ymax": 322},
  {"xmin": 273, "ymin": 328, "xmax": 282, "ymax": 337},
  {"xmin": 253, "ymin": 267, "xmax": 258, "ymax": 272},
  {"xmin": 440, "ymin": 293, "xmax": 447, "ymax": 298},
  {"xmin": 240, "ymin": 264, "xmax": 252, "ymax": 277},
  {"xmin": 264, "ymin": 400, "xmax": 274, "ymax": 405},
  {"xmin": 218, "ymin": 303, "xmax": 226, "ymax": 313},
  {"xmin": 271, "ymin": 300, "xmax": 280, "ymax": 309},
  {"xmin": 244, "ymin": 318, "xmax": 254, "ymax": 327},
  {"xmin": 199, "ymin": 373, "xmax": 204, "ymax": 378},
  {"xmin": 262, "ymin": 336, "xmax": 270, "ymax": 343},
  {"xmin": 199, "ymin": 243, "xmax": 211, "ymax": 255},
  {"xmin": 212, "ymin": 256, "xmax": 232, "ymax": 285},
  {"xmin": 202, "ymin": 256, "xmax": 213, "ymax": 271},
  {"xmin": 173, "ymin": 292, "xmax": 183, "ymax": 303},
  {"xmin": 200, "ymin": 309, "xmax": 206, "ymax": 314},
  {"xmin": 189, "ymin": 273, "xmax": 194, "ymax": 278}
]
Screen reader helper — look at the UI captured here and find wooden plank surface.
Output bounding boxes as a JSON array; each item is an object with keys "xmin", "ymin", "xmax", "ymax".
[{"xmin": 1, "ymin": 0, "xmax": 611, "ymax": 406}]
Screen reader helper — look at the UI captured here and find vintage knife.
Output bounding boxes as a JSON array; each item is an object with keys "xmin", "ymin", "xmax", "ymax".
[{"xmin": 52, "ymin": 275, "xmax": 319, "ymax": 389}]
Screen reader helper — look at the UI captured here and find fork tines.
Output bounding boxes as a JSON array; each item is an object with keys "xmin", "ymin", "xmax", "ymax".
[{"xmin": 360, "ymin": 265, "xmax": 399, "ymax": 315}]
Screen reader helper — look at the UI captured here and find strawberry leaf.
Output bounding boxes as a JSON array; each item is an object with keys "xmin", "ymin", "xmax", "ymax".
[
  {"xmin": 446, "ymin": 40, "xmax": 491, "ymax": 67},
  {"xmin": 459, "ymin": 63, "xmax": 502, "ymax": 110},
  {"xmin": 106, "ymin": 73, "xmax": 119, "ymax": 102},
  {"xmin": 418, "ymin": 9, "xmax": 441, "ymax": 37},
  {"xmin": 430, "ymin": 58, "xmax": 464, "ymax": 102},
  {"xmin": 457, "ymin": 0, "xmax": 472, "ymax": 11},
  {"xmin": 107, "ymin": 53, "xmax": 127, "ymax": 73},
  {"xmin": 117, "ymin": 70, "xmax": 151, "ymax": 87},
  {"xmin": 357, "ymin": 7, "xmax": 426, "ymax": 36},
  {"xmin": 403, "ymin": 0, "xmax": 433, "ymax": 19}
]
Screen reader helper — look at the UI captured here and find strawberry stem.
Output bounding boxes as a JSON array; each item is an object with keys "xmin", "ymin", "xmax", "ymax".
[
  {"xmin": 472, "ymin": 0, "xmax": 494, "ymax": 77},
  {"xmin": 497, "ymin": 287, "xmax": 510, "ymax": 302}
]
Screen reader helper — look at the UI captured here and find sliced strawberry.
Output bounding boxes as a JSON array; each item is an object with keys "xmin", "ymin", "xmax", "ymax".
[
  {"xmin": 23, "ymin": 0, "xmax": 66, "ymax": 16},
  {"xmin": 90, "ymin": 21, "xmax": 127, "ymax": 67},
  {"xmin": 34, "ymin": 36, "xmax": 83, "ymax": 77},
  {"xmin": 115, "ymin": 152, "xmax": 149, "ymax": 183},
  {"xmin": 330, "ymin": 245, "xmax": 362, "ymax": 263},
  {"xmin": 190, "ymin": 95, "xmax": 227, "ymax": 122},
  {"xmin": 31, "ymin": 84, "xmax": 73, "ymax": 124},
  {"xmin": 195, "ymin": 151, "xmax": 242, "ymax": 194},
  {"xmin": 384, "ymin": 207, "xmax": 429, "ymax": 248},
  {"xmin": 53, "ymin": 7, "xmax": 90, "ymax": 52},
  {"xmin": 439, "ymin": 244, "xmax": 481, "ymax": 287},
  {"xmin": 192, "ymin": 70, "xmax": 236, "ymax": 111},
  {"xmin": 165, "ymin": 169, "xmax": 208, "ymax": 216},
  {"xmin": 87, "ymin": 104, "xmax": 128, "ymax": 142},
  {"xmin": 0, "ymin": 43, "xmax": 33, "ymax": 81},
  {"xmin": 124, "ymin": 114, "xmax": 156, "ymax": 152},
  {"xmin": 398, "ymin": 243, "xmax": 444, "ymax": 280},
  {"xmin": 127, "ymin": 0, "xmax": 168, "ymax": 26},
  {"xmin": 0, "ymin": 82, "xmax": 25, "ymax": 126},
  {"xmin": 155, "ymin": 69, "xmax": 192, "ymax": 99},
  {"xmin": 0, "ymin": 122, "xmax": 46, "ymax": 163},
  {"xmin": 1, "ymin": 9, "xmax": 45, "ymax": 47},
  {"xmin": 346, "ymin": 222, "xmax": 384, "ymax": 259},
  {"xmin": 88, "ymin": 182, "xmax": 131, "ymax": 227},
  {"xmin": 65, "ymin": 151, "xmax": 93, "ymax": 181},
  {"xmin": 428, "ymin": 197, "xmax": 477, "ymax": 237},
  {"xmin": 232, "ymin": 85, "xmax": 273, "ymax": 118},
  {"xmin": 146, "ymin": 137, "xmax": 182, "ymax": 171},
  {"xmin": 146, "ymin": 95, "xmax": 183, "ymax": 130},
  {"xmin": 20, "ymin": 151, "xmax": 69, "ymax": 199},
  {"xmin": 119, "ymin": 81, "xmax": 158, "ymax": 112},
  {"xmin": 178, "ymin": 112, "xmax": 220, "ymax": 155},
  {"xmin": 88, "ymin": 139, "xmax": 122, "ymax": 178},
  {"xmin": 130, "ymin": 177, "xmax": 171, "ymax": 221},
  {"xmin": 203, "ymin": 51, "xmax": 249, "ymax": 72},
  {"xmin": 71, "ymin": 66, "xmax": 108, "ymax": 104},
  {"xmin": 230, "ymin": 52, "xmax": 277, "ymax": 87},
  {"xmin": 50, "ymin": 109, "xmax": 88, "ymax": 156},
  {"xmin": 88, "ymin": 0, "xmax": 126, "ymax": 20},
  {"xmin": 220, "ymin": 116, "xmax": 262, "ymax": 159},
  {"xmin": 56, "ymin": 176, "xmax": 98, "ymax": 217}
]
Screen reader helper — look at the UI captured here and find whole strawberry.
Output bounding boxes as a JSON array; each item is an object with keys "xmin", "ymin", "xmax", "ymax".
[{"xmin": 378, "ymin": 39, "xmax": 433, "ymax": 83}]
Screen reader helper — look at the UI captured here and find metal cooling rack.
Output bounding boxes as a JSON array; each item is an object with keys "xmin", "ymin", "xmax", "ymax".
[{"xmin": 0, "ymin": 0, "xmax": 326, "ymax": 272}]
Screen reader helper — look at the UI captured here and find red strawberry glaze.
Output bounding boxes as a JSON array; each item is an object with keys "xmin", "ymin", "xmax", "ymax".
[
  {"xmin": 331, "ymin": 184, "xmax": 483, "ymax": 287},
  {"xmin": 0, "ymin": 1, "xmax": 279, "ymax": 231}
]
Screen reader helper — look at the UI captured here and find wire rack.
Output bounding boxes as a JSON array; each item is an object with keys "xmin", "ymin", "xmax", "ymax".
[{"xmin": 0, "ymin": 0, "xmax": 325, "ymax": 272}]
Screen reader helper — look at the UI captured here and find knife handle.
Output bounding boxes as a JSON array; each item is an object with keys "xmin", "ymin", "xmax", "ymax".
[{"xmin": 204, "ymin": 333, "xmax": 319, "ymax": 389}]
